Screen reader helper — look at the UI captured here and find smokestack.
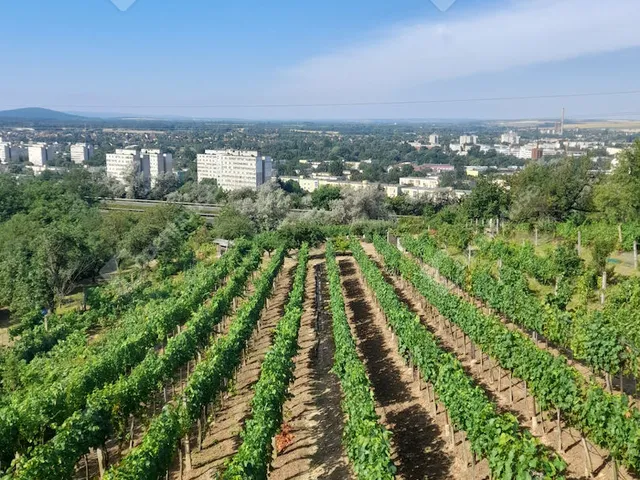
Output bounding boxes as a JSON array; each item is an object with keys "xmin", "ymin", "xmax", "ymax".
[{"xmin": 561, "ymin": 108, "xmax": 565, "ymax": 136}]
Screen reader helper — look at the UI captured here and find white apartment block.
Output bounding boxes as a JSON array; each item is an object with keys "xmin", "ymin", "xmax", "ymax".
[
  {"xmin": 141, "ymin": 149, "xmax": 173, "ymax": 187},
  {"xmin": 0, "ymin": 143, "xmax": 10, "ymax": 164},
  {"xmin": 460, "ymin": 135, "xmax": 478, "ymax": 146},
  {"xmin": 399, "ymin": 176, "xmax": 440, "ymax": 189},
  {"xmin": 1, "ymin": 144, "xmax": 27, "ymax": 163},
  {"xmin": 27, "ymin": 143, "xmax": 60, "ymax": 166},
  {"xmin": 70, "ymin": 144, "xmax": 94, "ymax": 164},
  {"xmin": 280, "ymin": 176, "xmax": 401, "ymax": 198},
  {"xmin": 197, "ymin": 149, "xmax": 272, "ymax": 191},
  {"xmin": 500, "ymin": 131, "xmax": 521, "ymax": 145},
  {"xmin": 429, "ymin": 134, "xmax": 440, "ymax": 145},
  {"xmin": 106, "ymin": 147, "xmax": 173, "ymax": 186},
  {"xmin": 106, "ymin": 148, "xmax": 143, "ymax": 184},
  {"xmin": 28, "ymin": 144, "xmax": 49, "ymax": 166}
]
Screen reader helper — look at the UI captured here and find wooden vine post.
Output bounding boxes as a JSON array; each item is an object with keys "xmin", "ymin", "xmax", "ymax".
[
  {"xmin": 556, "ymin": 409, "xmax": 563, "ymax": 453},
  {"xmin": 96, "ymin": 446, "xmax": 107, "ymax": 479},
  {"xmin": 581, "ymin": 435, "xmax": 594, "ymax": 478},
  {"xmin": 578, "ymin": 230, "xmax": 582, "ymax": 255},
  {"xmin": 618, "ymin": 224, "xmax": 623, "ymax": 244}
]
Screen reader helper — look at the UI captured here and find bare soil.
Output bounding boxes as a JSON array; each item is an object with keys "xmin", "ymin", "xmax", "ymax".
[
  {"xmin": 269, "ymin": 255, "xmax": 351, "ymax": 480},
  {"xmin": 338, "ymin": 255, "xmax": 458, "ymax": 480}
]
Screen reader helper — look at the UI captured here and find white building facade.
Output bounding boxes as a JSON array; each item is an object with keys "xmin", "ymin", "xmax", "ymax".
[
  {"xmin": 141, "ymin": 149, "xmax": 173, "ymax": 187},
  {"xmin": 28, "ymin": 144, "xmax": 49, "ymax": 166},
  {"xmin": 0, "ymin": 143, "xmax": 27, "ymax": 164},
  {"xmin": 460, "ymin": 135, "xmax": 478, "ymax": 146},
  {"xmin": 197, "ymin": 149, "xmax": 272, "ymax": 191},
  {"xmin": 106, "ymin": 147, "xmax": 173, "ymax": 186},
  {"xmin": 399, "ymin": 176, "xmax": 440, "ymax": 189},
  {"xmin": 0, "ymin": 143, "xmax": 10, "ymax": 164},
  {"xmin": 500, "ymin": 131, "xmax": 521, "ymax": 145},
  {"xmin": 106, "ymin": 148, "xmax": 142, "ymax": 184},
  {"xmin": 70, "ymin": 144, "xmax": 94, "ymax": 164}
]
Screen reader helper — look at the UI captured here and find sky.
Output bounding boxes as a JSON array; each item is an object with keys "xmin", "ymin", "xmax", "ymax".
[{"xmin": 2, "ymin": 0, "xmax": 640, "ymax": 120}]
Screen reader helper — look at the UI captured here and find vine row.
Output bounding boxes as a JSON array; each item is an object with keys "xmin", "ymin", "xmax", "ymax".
[
  {"xmin": 325, "ymin": 241, "xmax": 396, "ymax": 479},
  {"xmin": 12, "ymin": 246, "xmax": 263, "ymax": 479},
  {"xmin": 355, "ymin": 239, "xmax": 567, "ymax": 479},
  {"xmin": 380, "ymin": 235, "xmax": 640, "ymax": 473},
  {"xmin": 103, "ymin": 247, "xmax": 287, "ymax": 480},
  {"xmin": 0, "ymin": 241, "xmax": 250, "ymax": 466},
  {"xmin": 222, "ymin": 244, "xmax": 309, "ymax": 479}
]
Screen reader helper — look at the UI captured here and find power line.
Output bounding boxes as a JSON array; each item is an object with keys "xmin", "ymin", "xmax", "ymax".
[{"xmin": 4, "ymin": 89, "xmax": 640, "ymax": 110}]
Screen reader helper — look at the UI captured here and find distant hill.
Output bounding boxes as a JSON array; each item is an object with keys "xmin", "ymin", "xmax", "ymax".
[{"xmin": 0, "ymin": 108, "xmax": 85, "ymax": 121}]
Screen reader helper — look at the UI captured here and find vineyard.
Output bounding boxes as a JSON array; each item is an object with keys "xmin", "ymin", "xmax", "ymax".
[{"xmin": 2, "ymin": 235, "xmax": 640, "ymax": 480}]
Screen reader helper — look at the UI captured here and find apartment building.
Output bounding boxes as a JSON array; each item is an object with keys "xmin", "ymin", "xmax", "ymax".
[
  {"xmin": 70, "ymin": 144, "xmax": 94, "ymax": 164},
  {"xmin": 141, "ymin": 149, "xmax": 173, "ymax": 187},
  {"xmin": 500, "ymin": 131, "xmax": 521, "ymax": 145},
  {"xmin": 28, "ymin": 143, "xmax": 60, "ymax": 166},
  {"xmin": 429, "ymin": 133, "xmax": 440, "ymax": 145},
  {"xmin": 399, "ymin": 176, "xmax": 440, "ymax": 189},
  {"xmin": 459, "ymin": 135, "xmax": 478, "ymax": 146},
  {"xmin": 280, "ymin": 176, "xmax": 400, "ymax": 198},
  {"xmin": 196, "ymin": 149, "xmax": 272, "ymax": 191},
  {"xmin": 106, "ymin": 147, "xmax": 173, "ymax": 186},
  {"xmin": 0, "ymin": 143, "xmax": 10, "ymax": 164},
  {"xmin": 106, "ymin": 148, "xmax": 143, "ymax": 184}
]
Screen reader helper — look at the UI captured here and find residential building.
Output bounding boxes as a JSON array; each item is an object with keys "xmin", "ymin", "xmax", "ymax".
[
  {"xmin": 414, "ymin": 164, "xmax": 455, "ymax": 173},
  {"xmin": 28, "ymin": 144, "xmax": 49, "ymax": 166},
  {"xmin": 399, "ymin": 176, "xmax": 440, "ymax": 189},
  {"xmin": 1, "ymin": 144, "xmax": 27, "ymax": 163},
  {"xmin": 279, "ymin": 176, "xmax": 400, "ymax": 197},
  {"xmin": 429, "ymin": 133, "xmax": 440, "ymax": 145},
  {"xmin": 70, "ymin": 143, "xmax": 94, "ymax": 164},
  {"xmin": 402, "ymin": 186, "xmax": 469, "ymax": 201},
  {"xmin": 460, "ymin": 135, "xmax": 478, "ymax": 146},
  {"xmin": 0, "ymin": 143, "xmax": 10, "ymax": 164},
  {"xmin": 466, "ymin": 166, "xmax": 489, "ymax": 177},
  {"xmin": 106, "ymin": 147, "xmax": 173, "ymax": 186},
  {"xmin": 141, "ymin": 149, "xmax": 173, "ymax": 187},
  {"xmin": 531, "ymin": 147, "xmax": 544, "ymax": 160},
  {"xmin": 197, "ymin": 149, "xmax": 272, "ymax": 191},
  {"xmin": 500, "ymin": 131, "xmax": 521, "ymax": 145},
  {"xmin": 106, "ymin": 148, "xmax": 143, "ymax": 184}
]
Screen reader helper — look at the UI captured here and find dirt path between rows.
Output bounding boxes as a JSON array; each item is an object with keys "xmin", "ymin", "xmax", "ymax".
[
  {"xmin": 369, "ymin": 242, "xmax": 631, "ymax": 480},
  {"xmin": 338, "ymin": 255, "xmax": 457, "ymax": 480},
  {"xmin": 269, "ymin": 254, "xmax": 351, "ymax": 480},
  {"xmin": 174, "ymin": 257, "xmax": 298, "ymax": 480}
]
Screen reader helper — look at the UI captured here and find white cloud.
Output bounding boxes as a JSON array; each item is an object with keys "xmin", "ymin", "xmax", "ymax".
[{"xmin": 276, "ymin": 0, "xmax": 640, "ymax": 102}]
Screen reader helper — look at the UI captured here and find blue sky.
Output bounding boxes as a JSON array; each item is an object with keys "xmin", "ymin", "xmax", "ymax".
[{"xmin": 2, "ymin": 0, "xmax": 640, "ymax": 120}]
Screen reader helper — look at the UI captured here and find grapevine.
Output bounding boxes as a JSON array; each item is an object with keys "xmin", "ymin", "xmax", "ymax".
[
  {"xmin": 104, "ymin": 247, "xmax": 287, "ymax": 480},
  {"xmin": 222, "ymin": 243, "xmax": 309, "ymax": 480},
  {"xmin": 354, "ymin": 239, "xmax": 566, "ymax": 479},
  {"xmin": 325, "ymin": 241, "xmax": 396, "ymax": 479}
]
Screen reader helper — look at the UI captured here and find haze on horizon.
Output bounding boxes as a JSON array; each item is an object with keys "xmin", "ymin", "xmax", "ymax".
[{"xmin": 2, "ymin": 0, "xmax": 640, "ymax": 121}]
